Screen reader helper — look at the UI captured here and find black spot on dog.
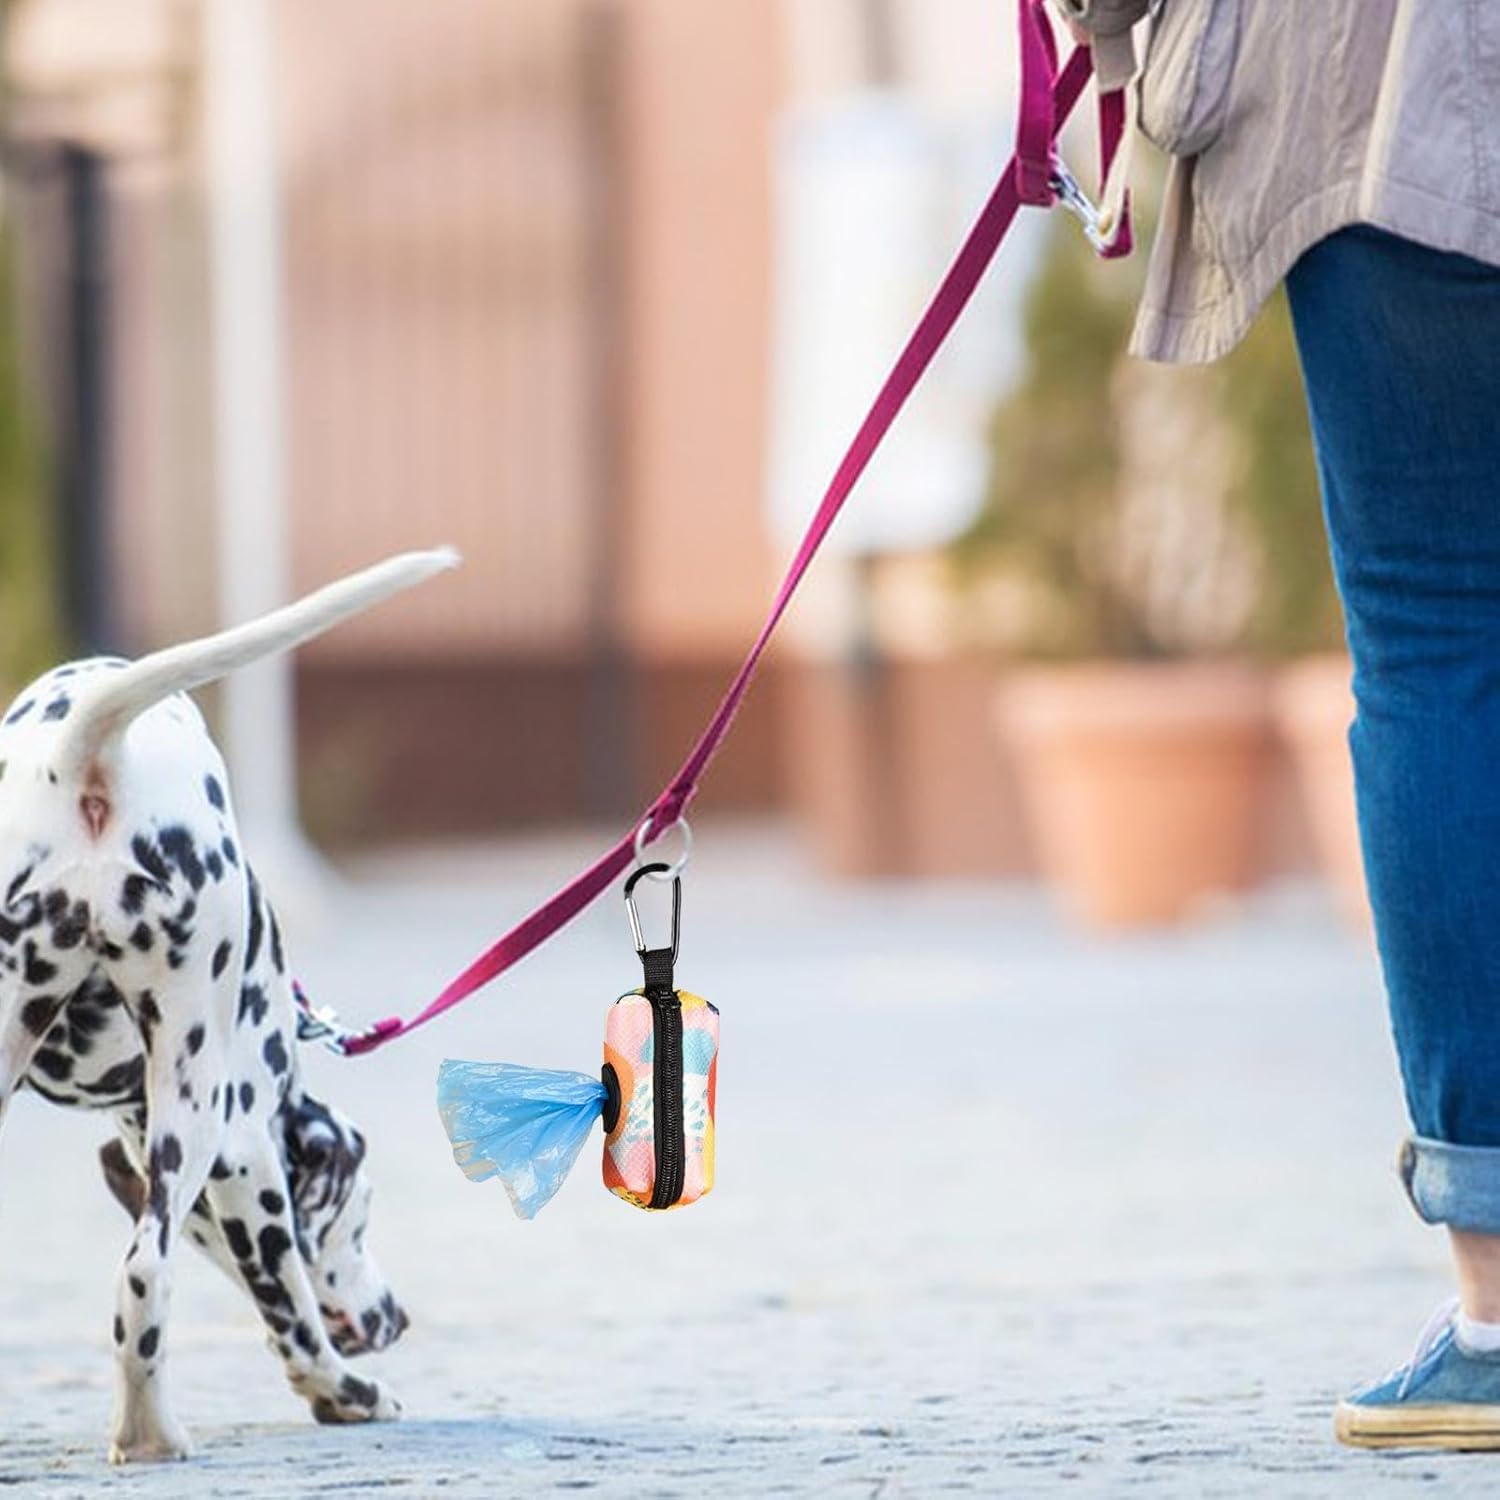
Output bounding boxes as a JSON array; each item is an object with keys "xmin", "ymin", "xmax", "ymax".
[
  {"xmin": 209, "ymin": 1155, "xmax": 232, "ymax": 1180},
  {"xmin": 153, "ymin": 1135, "xmax": 183, "ymax": 1175},
  {"xmin": 23, "ymin": 942, "xmax": 56, "ymax": 986},
  {"xmin": 121, "ymin": 875, "xmax": 151, "ymax": 916},
  {"xmin": 129, "ymin": 921, "xmax": 153, "ymax": 952},
  {"xmin": 222, "ymin": 1217, "xmax": 254, "ymax": 1262},
  {"xmin": 130, "ymin": 834, "xmax": 172, "ymax": 888},
  {"xmin": 5, "ymin": 864, "xmax": 34, "ymax": 905},
  {"xmin": 361, "ymin": 1308, "xmax": 381, "ymax": 1344},
  {"xmin": 239, "ymin": 1080, "xmax": 255, "ymax": 1113},
  {"xmin": 20, "ymin": 994, "xmax": 58, "ymax": 1036},
  {"xmin": 269, "ymin": 913, "xmax": 285, "ymax": 974},
  {"xmin": 293, "ymin": 1319, "xmax": 318, "ymax": 1356},
  {"xmin": 221, "ymin": 836, "xmax": 239, "ymax": 868},
  {"xmin": 204, "ymin": 775, "xmax": 226, "ymax": 811},
  {"xmin": 161, "ymin": 916, "xmax": 194, "ymax": 949},
  {"xmin": 158, "ymin": 826, "xmax": 206, "ymax": 892},
  {"xmin": 238, "ymin": 983, "xmax": 268, "ymax": 1028},
  {"xmin": 211, "ymin": 940, "xmax": 232, "ymax": 979},
  {"xmin": 244, "ymin": 872, "xmax": 264, "ymax": 970},
  {"xmin": 339, "ymin": 1374, "xmax": 380, "ymax": 1410},
  {"xmin": 4, "ymin": 699, "xmax": 34, "ymax": 725},
  {"xmin": 113, "ymin": 1315, "xmax": 125, "ymax": 1345},
  {"xmin": 262, "ymin": 1030, "xmax": 288, "ymax": 1076},
  {"xmin": 259, "ymin": 1223, "xmax": 292, "ymax": 1277},
  {"xmin": 46, "ymin": 894, "xmax": 89, "ymax": 950},
  {"xmin": 129, "ymin": 1275, "xmax": 145, "ymax": 1298},
  {"xmin": 224, "ymin": 1085, "xmax": 235, "ymax": 1123},
  {"xmin": 205, "ymin": 850, "xmax": 224, "ymax": 883},
  {"xmin": 137, "ymin": 1325, "xmax": 160, "ymax": 1360},
  {"xmin": 32, "ymin": 1048, "xmax": 73, "ymax": 1081},
  {"xmin": 42, "ymin": 696, "xmax": 70, "ymax": 722},
  {"xmin": 250, "ymin": 1279, "xmax": 292, "ymax": 1313},
  {"xmin": 258, "ymin": 1188, "xmax": 285, "ymax": 1216},
  {"xmin": 136, "ymin": 991, "xmax": 162, "ymax": 1051},
  {"xmin": 186, "ymin": 1023, "xmax": 205, "ymax": 1056}
]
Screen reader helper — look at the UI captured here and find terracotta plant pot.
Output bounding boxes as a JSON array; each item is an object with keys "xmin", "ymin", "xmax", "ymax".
[
  {"xmin": 997, "ymin": 661, "xmax": 1272, "ymax": 928},
  {"xmin": 783, "ymin": 655, "xmax": 1032, "ymax": 878},
  {"xmin": 1271, "ymin": 653, "xmax": 1370, "ymax": 929}
]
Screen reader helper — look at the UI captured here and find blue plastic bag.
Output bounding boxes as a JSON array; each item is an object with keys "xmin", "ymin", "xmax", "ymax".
[{"xmin": 436, "ymin": 1060, "xmax": 605, "ymax": 1219}]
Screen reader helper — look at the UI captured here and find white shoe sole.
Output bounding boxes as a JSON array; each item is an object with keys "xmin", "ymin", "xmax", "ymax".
[{"xmin": 1336, "ymin": 1398, "xmax": 1500, "ymax": 1451}]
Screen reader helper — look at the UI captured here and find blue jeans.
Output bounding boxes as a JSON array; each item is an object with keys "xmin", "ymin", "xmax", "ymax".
[{"xmin": 1287, "ymin": 226, "xmax": 1500, "ymax": 1234}]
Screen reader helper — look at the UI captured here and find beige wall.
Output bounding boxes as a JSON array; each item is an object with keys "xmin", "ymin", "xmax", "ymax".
[
  {"xmin": 614, "ymin": 0, "xmax": 780, "ymax": 660},
  {"xmin": 275, "ymin": 0, "xmax": 599, "ymax": 660}
]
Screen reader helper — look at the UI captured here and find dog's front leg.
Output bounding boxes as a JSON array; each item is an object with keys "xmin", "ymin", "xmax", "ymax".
[
  {"xmin": 209, "ymin": 1124, "xmax": 402, "ymax": 1425},
  {"xmin": 108, "ymin": 984, "xmax": 230, "ymax": 1465}
]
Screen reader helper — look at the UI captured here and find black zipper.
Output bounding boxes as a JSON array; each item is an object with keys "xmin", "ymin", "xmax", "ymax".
[{"xmin": 648, "ymin": 987, "xmax": 685, "ymax": 1210}]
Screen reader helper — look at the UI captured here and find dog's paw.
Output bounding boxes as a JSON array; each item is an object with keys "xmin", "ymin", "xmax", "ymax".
[
  {"xmin": 309, "ymin": 1374, "xmax": 402, "ymax": 1425},
  {"xmin": 107, "ymin": 1421, "xmax": 194, "ymax": 1465}
]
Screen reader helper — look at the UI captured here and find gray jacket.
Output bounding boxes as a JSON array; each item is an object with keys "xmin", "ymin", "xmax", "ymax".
[{"xmin": 1059, "ymin": 0, "xmax": 1500, "ymax": 363}]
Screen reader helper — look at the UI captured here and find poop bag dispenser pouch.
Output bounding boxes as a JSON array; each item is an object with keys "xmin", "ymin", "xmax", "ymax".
[{"xmin": 436, "ymin": 863, "xmax": 718, "ymax": 1217}]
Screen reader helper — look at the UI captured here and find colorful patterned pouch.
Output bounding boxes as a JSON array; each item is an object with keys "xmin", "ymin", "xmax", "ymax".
[{"xmin": 602, "ymin": 988, "xmax": 718, "ymax": 1210}]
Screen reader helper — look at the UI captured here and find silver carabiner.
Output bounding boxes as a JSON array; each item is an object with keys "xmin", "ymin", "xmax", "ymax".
[
  {"xmin": 1048, "ymin": 160, "xmax": 1112, "ymax": 255},
  {"xmin": 624, "ymin": 861, "xmax": 681, "ymax": 961}
]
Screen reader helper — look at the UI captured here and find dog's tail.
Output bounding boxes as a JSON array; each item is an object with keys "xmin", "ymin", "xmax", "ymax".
[{"xmin": 56, "ymin": 548, "xmax": 460, "ymax": 786}]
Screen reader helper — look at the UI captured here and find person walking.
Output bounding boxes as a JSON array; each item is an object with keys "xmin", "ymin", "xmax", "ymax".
[{"xmin": 1057, "ymin": 0, "xmax": 1500, "ymax": 1451}]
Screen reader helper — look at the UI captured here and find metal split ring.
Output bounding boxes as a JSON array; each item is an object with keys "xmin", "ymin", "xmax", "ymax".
[{"xmin": 633, "ymin": 812, "xmax": 693, "ymax": 881}]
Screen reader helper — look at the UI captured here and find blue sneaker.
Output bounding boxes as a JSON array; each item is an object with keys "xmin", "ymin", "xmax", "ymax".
[{"xmin": 1337, "ymin": 1299, "xmax": 1500, "ymax": 1450}]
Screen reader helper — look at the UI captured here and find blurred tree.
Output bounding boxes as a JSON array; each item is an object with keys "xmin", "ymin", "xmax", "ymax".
[
  {"xmin": 1218, "ymin": 289, "xmax": 1345, "ymax": 657},
  {"xmin": 0, "ymin": 215, "xmax": 59, "ymax": 688},
  {"xmin": 949, "ymin": 211, "xmax": 1140, "ymax": 657},
  {"xmin": 949, "ymin": 201, "xmax": 1343, "ymax": 661}
]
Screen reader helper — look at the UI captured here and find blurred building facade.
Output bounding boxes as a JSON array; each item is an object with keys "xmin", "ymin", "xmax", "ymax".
[{"xmin": 3, "ymin": 0, "xmax": 785, "ymax": 843}]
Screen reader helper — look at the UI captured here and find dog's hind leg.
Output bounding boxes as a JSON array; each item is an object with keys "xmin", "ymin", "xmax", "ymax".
[
  {"xmin": 206, "ymin": 1122, "xmax": 402, "ymax": 1425},
  {"xmin": 108, "ymin": 962, "xmax": 235, "ymax": 1465},
  {"xmin": 0, "ymin": 889, "xmax": 94, "ymax": 1146}
]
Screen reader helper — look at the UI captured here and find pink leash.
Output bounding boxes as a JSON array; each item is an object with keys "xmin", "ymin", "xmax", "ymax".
[{"xmin": 344, "ymin": 26, "xmax": 1125, "ymax": 1057}]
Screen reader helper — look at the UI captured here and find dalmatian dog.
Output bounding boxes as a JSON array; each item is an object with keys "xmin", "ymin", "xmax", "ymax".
[{"xmin": 0, "ymin": 548, "xmax": 457, "ymax": 1463}]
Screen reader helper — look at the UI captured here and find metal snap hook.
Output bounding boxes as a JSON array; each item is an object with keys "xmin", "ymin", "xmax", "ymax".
[
  {"xmin": 633, "ymin": 812, "xmax": 693, "ymax": 882},
  {"xmin": 624, "ymin": 861, "xmax": 681, "ymax": 961},
  {"xmin": 1048, "ymin": 159, "xmax": 1112, "ymax": 254}
]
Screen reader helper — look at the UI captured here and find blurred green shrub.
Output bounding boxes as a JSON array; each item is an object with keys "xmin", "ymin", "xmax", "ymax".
[
  {"xmin": 0, "ymin": 217, "xmax": 58, "ymax": 689},
  {"xmin": 950, "ymin": 203, "xmax": 1343, "ymax": 662},
  {"xmin": 1219, "ymin": 288, "xmax": 1345, "ymax": 657}
]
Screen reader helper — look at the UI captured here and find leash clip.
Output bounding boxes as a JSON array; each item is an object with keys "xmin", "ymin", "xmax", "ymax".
[
  {"xmin": 624, "ymin": 862, "xmax": 681, "ymax": 963},
  {"xmin": 292, "ymin": 980, "xmax": 366, "ymax": 1057},
  {"xmin": 1048, "ymin": 160, "xmax": 1112, "ymax": 254}
]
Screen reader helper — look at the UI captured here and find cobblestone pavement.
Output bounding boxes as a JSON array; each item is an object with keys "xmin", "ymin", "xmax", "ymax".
[{"xmin": 0, "ymin": 827, "xmax": 1490, "ymax": 1496}]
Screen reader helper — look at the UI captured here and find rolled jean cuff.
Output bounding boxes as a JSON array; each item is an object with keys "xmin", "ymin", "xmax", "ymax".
[{"xmin": 1400, "ymin": 1135, "xmax": 1500, "ymax": 1232}]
